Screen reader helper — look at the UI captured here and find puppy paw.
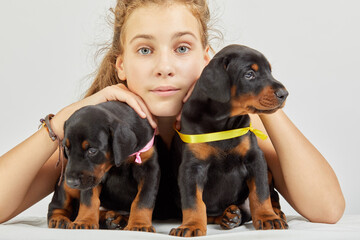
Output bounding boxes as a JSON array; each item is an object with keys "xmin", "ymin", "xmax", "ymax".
[
  {"xmin": 220, "ymin": 205, "xmax": 242, "ymax": 229},
  {"xmin": 68, "ymin": 220, "xmax": 99, "ymax": 229},
  {"xmin": 169, "ymin": 225, "xmax": 206, "ymax": 237},
  {"xmin": 273, "ymin": 207, "xmax": 287, "ymax": 223},
  {"xmin": 124, "ymin": 224, "xmax": 155, "ymax": 232},
  {"xmin": 48, "ymin": 216, "xmax": 71, "ymax": 229},
  {"xmin": 100, "ymin": 211, "xmax": 128, "ymax": 230},
  {"xmin": 253, "ymin": 214, "xmax": 288, "ymax": 230}
]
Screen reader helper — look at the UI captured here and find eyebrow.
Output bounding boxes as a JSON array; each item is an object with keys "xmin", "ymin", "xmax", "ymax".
[
  {"xmin": 129, "ymin": 31, "xmax": 198, "ymax": 44},
  {"xmin": 129, "ymin": 34, "xmax": 154, "ymax": 44},
  {"xmin": 172, "ymin": 31, "xmax": 198, "ymax": 40}
]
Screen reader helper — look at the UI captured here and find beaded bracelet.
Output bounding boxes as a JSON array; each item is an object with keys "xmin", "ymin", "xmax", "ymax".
[{"xmin": 39, "ymin": 114, "xmax": 57, "ymax": 141}]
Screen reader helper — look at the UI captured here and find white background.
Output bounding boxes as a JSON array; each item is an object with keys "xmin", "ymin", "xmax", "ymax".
[{"xmin": 0, "ymin": 0, "xmax": 359, "ymax": 218}]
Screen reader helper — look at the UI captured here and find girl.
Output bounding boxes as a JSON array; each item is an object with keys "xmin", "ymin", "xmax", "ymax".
[{"xmin": 0, "ymin": 0, "xmax": 344, "ymax": 224}]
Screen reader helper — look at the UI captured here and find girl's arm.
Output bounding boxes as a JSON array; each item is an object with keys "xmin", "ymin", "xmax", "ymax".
[
  {"xmin": 250, "ymin": 110, "xmax": 345, "ymax": 224},
  {"xmin": 0, "ymin": 84, "xmax": 156, "ymax": 223},
  {"xmin": 0, "ymin": 128, "xmax": 60, "ymax": 223}
]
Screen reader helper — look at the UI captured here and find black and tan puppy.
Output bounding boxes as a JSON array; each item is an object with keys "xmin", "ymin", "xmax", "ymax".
[
  {"xmin": 47, "ymin": 101, "xmax": 159, "ymax": 232},
  {"xmin": 170, "ymin": 45, "xmax": 289, "ymax": 237}
]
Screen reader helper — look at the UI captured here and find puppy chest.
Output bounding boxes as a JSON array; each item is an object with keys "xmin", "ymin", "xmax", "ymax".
[
  {"xmin": 203, "ymin": 163, "xmax": 248, "ymax": 214},
  {"xmin": 187, "ymin": 135, "xmax": 252, "ymax": 161}
]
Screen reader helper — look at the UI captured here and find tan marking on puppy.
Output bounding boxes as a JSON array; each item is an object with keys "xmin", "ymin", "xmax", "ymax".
[
  {"xmin": 65, "ymin": 139, "xmax": 70, "ymax": 148},
  {"xmin": 231, "ymin": 85, "xmax": 237, "ymax": 97},
  {"xmin": 64, "ymin": 182, "xmax": 81, "ymax": 199},
  {"xmin": 48, "ymin": 182, "xmax": 81, "ymax": 228},
  {"xmin": 188, "ymin": 143, "xmax": 219, "ymax": 161},
  {"xmin": 126, "ymin": 145, "xmax": 155, "ymax": 164},
  {"xmin": 247, "ymin": 179, "xmax": 287, "ymax": 229},
  {"xmin": 139, "ymin": 146, "xmax": 155, "ymax": 164},
  {"xmin": 81, "ymin": 140, "xmax": 89, "ymax": 150},
  {"xmin": 171, "ymin": 187, "xmax": 207, "ymax": 236},
  {"xmin": 207, "ymin": 215, "xmax": 222, "ymax": 224},
  {"xmin": 70, "ymin": 185, "xmax": 102, "ymax": 229},
  {"xmin": 93, "ymin": 162, "xmax": 113, "ymax": 180},
  {"xmin": 105, "ymin": 151, "xmax": 111, "ymax": 160},
  {"xmin": 231, "ymin": 86, "xmax": 283, "ymax": 116},
  {"xmin": 230, "ymin": 135, "xmax": 251, "ymax": 156},
  {"xmin": 251, "ymin": 63, "xmax": 259, "ymax": 71},
  {"xmin": 124, "ymin": 181, "xmax": 155, "ymax": 232}
]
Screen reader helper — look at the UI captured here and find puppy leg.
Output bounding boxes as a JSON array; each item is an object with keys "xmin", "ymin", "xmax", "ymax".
[
  {"xmin": 48, "ymin": 181, "xmax": 79, "ymax": 229},
  {"xmin": 170, "ymin": 156, "xmax": 208, "ymax": 237},
  {"xmin": 246, "ymin": 154, "xmax": 288, "ymax": 230},
  {"xmin": 268, "ymin": 170, "xmax": 287, "ymax": 223},
  {"xmin": 170, "ymin": 186, "xmax": 207, "ymax": 237},
  {"xmin": 123, "ymin": 183, "xmax": 156, "ymax": 233},
  {"xmin": 68, "ymin": 185, "xmax": 101, "ymax": 229},
  {"xmin": 124, "ymin": 152, "xmax": 159, "ymax": 233}
]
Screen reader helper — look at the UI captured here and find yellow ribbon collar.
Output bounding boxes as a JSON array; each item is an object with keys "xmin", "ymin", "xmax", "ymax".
[{"xmin": 175, "ymin": 123, "xmax": 268, "ymax": 144}]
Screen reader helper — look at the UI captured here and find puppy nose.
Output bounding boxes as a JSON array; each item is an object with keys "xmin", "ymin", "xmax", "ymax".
[
  {"xmin": 66, "ymin": 177, "xmax": 81, "ymax": 189},
  {"xmin": 275, "ymin": 88, "xmax": 289, "ymax": 102}
]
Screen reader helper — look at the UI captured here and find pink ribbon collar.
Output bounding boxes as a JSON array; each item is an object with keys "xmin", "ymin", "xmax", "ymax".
[{"xmin": 130, "ymin": 132, "xmax": 155, "ymax": 164}]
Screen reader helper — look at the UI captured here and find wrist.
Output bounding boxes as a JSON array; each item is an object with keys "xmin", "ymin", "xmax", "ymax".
[
  {"xmin": 51, "ymin": 104, "xmax": 77, "ymax": 140},
  {"xmin": 259, "ymin": 109, "xmax": 284, "ymax": 123}
]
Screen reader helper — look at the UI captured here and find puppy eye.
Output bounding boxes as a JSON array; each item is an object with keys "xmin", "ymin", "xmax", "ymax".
[
  {"xmin": 63, "ymin": 146, "xmax": 69, "ymax": 155},
  {"xmin": 87, "ymin": 148, "xmax": 98, "ymax": 156},
  {"xmin": 244, "ymin": 70, "xmax": 256, "ymax": 80}
]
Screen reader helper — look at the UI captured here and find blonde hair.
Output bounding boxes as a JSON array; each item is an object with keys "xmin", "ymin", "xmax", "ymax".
[{"xmin": 85, "ymin": 0, "xmax": 212, "ymax": 97}]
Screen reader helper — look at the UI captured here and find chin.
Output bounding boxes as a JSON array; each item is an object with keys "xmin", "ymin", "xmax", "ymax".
[{"xmin": 149, "ymin": 103, "xmax": 182, "ymax": 117}]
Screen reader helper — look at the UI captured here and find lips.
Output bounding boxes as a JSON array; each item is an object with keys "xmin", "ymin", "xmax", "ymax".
[{"xmin": 151, "ymin": 86, "xmax": 180, "ymax": 97}]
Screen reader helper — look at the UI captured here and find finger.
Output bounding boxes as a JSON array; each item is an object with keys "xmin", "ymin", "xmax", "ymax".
[
  {"xmin": 123, "ymin": 96, "xmax": 147, "ymax": 119},
  {"xmin": 135, "ymin": 98, "xmax": 158, "ymax": 129},
  {"xmin": 147, "ymin": 115, "xmax": 158, "ymax": 129},
  {"xmin": 103, "ymin": 85, "xmax": 147, "ymax": 118},
  {"xmin": 114, "ymin": 85, "xmax": 156, "ymax": 126},
  {"xmin": 108, "ymin": 85, "xmax": 157, "ymax": 128}
]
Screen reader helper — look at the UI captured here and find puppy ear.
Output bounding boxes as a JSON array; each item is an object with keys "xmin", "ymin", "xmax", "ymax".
[
  {"xmin": 111, "ymin": 123, "xmax": 137, "ymax": 167},
  {"xmin": 197, "ymin": 56, "xmax": 231, "ymax": 103}
]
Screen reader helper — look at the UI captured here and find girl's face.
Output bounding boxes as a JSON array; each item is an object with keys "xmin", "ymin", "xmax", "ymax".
[{"xmin": 116, "ymin": 3, "xmax": 210, "ymax": 117}]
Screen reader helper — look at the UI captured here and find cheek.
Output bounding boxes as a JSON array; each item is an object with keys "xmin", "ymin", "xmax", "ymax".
[
  {"xmin": 127, "ymin": 77, "xmax": 142, "ymax": 95},
  {"xmin": 178, "ymin": 59, "xmax": 206, "ymax": 87},
  {"xmin": 124, "ymin": 62, "xmax": 150, "ymax": 94}
]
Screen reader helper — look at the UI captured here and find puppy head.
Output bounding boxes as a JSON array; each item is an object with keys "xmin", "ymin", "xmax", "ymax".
[
  {"xmin": 198, "ymin": 44, "xmax": 288, "ymax": 115},
  {"xmin": 62, "ymin": 106, "xmax": 116, "ymax": 190}
]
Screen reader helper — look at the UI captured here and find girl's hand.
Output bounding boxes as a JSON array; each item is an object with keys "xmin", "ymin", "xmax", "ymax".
[{"xmin": 51, "ymin": 84, "xmax": 157, "ymax": 140}]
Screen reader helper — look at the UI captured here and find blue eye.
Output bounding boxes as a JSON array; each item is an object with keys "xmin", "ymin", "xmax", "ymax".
[
  {"xmin": 176, "ymin": 46, "xmax": 189, "ymax": 54},
  {"xmin": 244, "ymin": 70, "xmax": 256, "ymax": 80},
  {"xmin": 87, "ymin": 148, "xmax": 98, "ymax": 157},
  {"xmin": 138, "ymin": 47, "xmax": 152, "ymax": 55}
]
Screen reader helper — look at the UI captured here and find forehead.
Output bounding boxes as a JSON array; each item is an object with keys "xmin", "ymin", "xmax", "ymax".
[
  {"xmin": 65, "ymin": 127, "xmax": 108, "ymax": 148},
  {"xmin": 123, "ymin": 3, "xmax": 202, "ymax": 44},
  {"xmin": 65, "ymin": 118, "xmax": 108, "ymax": 143}
]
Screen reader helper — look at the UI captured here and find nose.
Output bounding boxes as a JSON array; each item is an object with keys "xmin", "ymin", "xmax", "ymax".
[
  {"xmin": 155, "ymin": 50, "xmax": 175, "ymax": 78},
  {"xmin": 275, "ymin": 88, "xmax": 289, "ymax": 103},
  {"xmin": 66, "ymin": 177, "xmax": 81, "ymax": 189}
]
